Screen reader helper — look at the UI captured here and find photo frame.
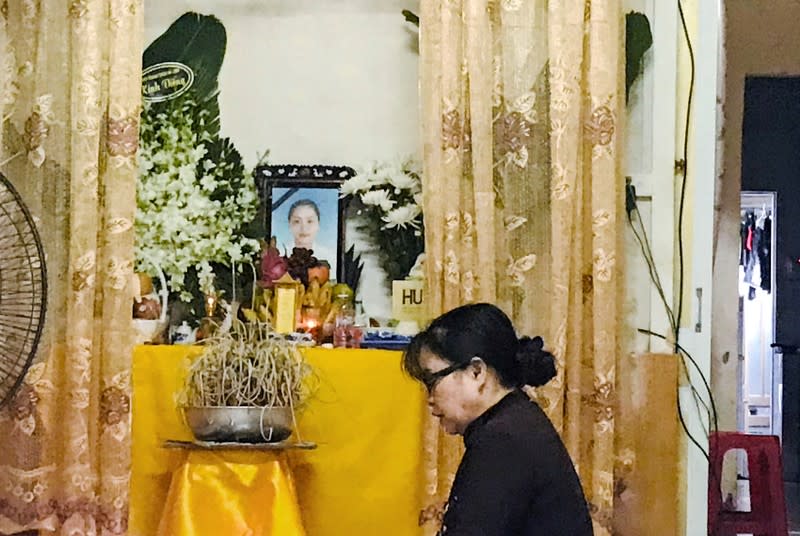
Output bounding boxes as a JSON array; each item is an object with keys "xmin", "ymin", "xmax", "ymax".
[{"xmin": 255, "ymin": 164, "xmax": 355, "ymax": 283}]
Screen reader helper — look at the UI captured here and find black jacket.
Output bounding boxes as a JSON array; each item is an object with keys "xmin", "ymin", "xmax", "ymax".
[{"xmin": 438, "ymin": 390, "xmax": 594, "ymax": 535}]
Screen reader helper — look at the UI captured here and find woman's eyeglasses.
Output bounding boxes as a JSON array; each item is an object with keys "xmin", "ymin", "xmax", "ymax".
[{"xmin": 420, "ymin": 361, "xmax": 471, "ymax": 394}]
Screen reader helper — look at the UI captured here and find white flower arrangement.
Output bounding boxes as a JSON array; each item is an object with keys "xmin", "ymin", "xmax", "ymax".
[
  {"xmin": 342, "ymin": 155, "xmax": 425, "ymax": 286},
  {"xmin": 136, "ymin": 98, "xmax": 260, "ymax": 301}
]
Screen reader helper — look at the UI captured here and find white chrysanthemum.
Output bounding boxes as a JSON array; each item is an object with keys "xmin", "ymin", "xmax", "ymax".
[
  {"xmin": 382, "ymin": 204, "xmax": 421, "ymax": 229},
  {"xmin": 372, "ymin": 163, "xmax": 402, "ymax": 186},
  {"xmin": 393, "ymin": 154, "xmax": 422, "ymax": 177},
  {"xmin": 386, "ymin": 170, "xmax": 419, "ymax": 191},
  {"xmin": 360, "ymin": 189, "xmax": 395, "ymax": 212},
  {"xmin": 340, "ymin": 172, "xmax": 374, "ymax": 196}
]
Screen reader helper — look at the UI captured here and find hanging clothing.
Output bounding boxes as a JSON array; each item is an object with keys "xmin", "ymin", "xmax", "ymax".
[
  {"xmin": 742, "ymin": 211, "xmax": 757, "ymax": 286},
  {"xmin": 740, "ymin": 209, "xmax": 772, "ymax": 297},
  {"xmin": 740, "ymin": 212, "xmax": 748, "ymax": 266},
  {"xmin": 758, "ymin": 215, "xmax": 772, "ymax": 293}
]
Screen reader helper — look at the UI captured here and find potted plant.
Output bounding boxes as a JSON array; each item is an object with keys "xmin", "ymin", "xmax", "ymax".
[{"xmin": 178, "ymin": 319, "xmax": 316, "ymax": 443}]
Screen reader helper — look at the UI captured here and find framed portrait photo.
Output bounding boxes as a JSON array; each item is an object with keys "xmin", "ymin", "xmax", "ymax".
[{"xmin": 255, "ymin": 164, "xmax": 355, "ymax": 283}]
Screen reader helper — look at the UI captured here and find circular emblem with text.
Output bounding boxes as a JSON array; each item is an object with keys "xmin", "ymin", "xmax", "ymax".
[{"xmin": 142, "ymin": 62, "xmax": 194, "ymax": 103}]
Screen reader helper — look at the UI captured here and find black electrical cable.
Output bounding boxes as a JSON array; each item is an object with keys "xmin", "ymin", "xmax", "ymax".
[
  {"xmin": 625, "ymin": 181, "xmax": 676, "ymax": 332},
  {"xmin": 626, "ymin": 203, "xmax": 718, "ymax": 466},
  {"xmin": 624, "ymin": 6, "xmax": 726, "ymax": 523},
  {"xmin": 674, "ymin": 0, "xmax": 695, "ymax": 353},
  {"xmin": 626, "ymin": 203, "xmax": 717, "ymax": 461},
  {"xmin": 627, "ymin": 215, "xmax": 723, "ymax": 505},
  {"xmin": 627, "ymin": 208, "xmax": 677, "ymax": 332},
  {"xmin": 642, "ymin": 334, "xmax": 710, "ymax": 463},
  {"xmin": 691, "ymin": 383, "xmax": 713, "ymax": 430},
  {"xmin": 638, "ymin": 328, "xmax": 719, "ymax": 435}
]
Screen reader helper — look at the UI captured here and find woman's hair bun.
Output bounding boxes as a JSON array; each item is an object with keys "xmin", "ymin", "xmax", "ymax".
[{"xmin": 516, "ymin": 335, "xmax": 556, "ymax": 387}]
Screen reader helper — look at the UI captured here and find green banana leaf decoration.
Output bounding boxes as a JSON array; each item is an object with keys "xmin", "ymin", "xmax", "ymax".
[
  {"xmin": 143, "ymin": 12, "xmax": 226, "ymax": 135},
  {"xmin": 342, "ymin": 244, "xmax": 365, "ymax": 295}
]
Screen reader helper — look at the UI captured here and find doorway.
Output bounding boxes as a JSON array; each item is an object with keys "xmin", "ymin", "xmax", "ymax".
[
  {"xmin": 738, "ymin": 191, "xmax": 778, "ymax": 438},
  {"xmin": 740, "ymin": 75, "xmax": 800, "ymax": 527}
]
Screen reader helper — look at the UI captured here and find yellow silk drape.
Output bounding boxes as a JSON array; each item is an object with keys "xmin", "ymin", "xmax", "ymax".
[
  {"xmin": 130, "ymin": 345, "xmax": 427, "ymax": 536},
  {"xmin": 420, "ymin": 1, "xmax": 624, "ymax": 534},
  {"xmin": 157, "ymin": 451, "xmax": 305, "ymax": 536},
  {"xmin": 0, "ymin": 0, "xmax": 142, "ymax": 533},
  {"xmin": 130, "ymin": 345, "xmax": 201, "ymax": 535}
]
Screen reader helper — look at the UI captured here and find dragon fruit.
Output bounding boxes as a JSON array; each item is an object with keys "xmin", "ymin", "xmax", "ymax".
[{"xmin": 259, "ymin": 239, "xmax": 288, "ymax": 287}]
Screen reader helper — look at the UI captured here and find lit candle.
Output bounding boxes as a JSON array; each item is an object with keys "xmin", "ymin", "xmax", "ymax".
[
  {"xmin": 301, "ymin": 307, "xmax": 322, "ymax": 343},
  {"xmin": 204, "ymin": 292, "xmax": 218, "ymax": 318}
]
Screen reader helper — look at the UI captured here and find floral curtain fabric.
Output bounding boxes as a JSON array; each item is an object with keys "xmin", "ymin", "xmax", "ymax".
[
  {"xmin": 0, "ymin": 0, "xmax": 142, "ymax": 533},
  {"xmin": 419, "ymin": 1, "xmax": 623, "ymax": 534}
]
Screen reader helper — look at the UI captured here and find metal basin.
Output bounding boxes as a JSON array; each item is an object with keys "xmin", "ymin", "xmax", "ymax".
[{"xmin": 183, "ymin": 406, "xmax": 294, "ymax": 443}]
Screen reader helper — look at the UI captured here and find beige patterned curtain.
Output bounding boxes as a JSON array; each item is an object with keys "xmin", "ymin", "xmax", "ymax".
[
  {"xmin": 0, "ymin": 0, "xmax": 142, "ymax": 533},
  {"xmin": 420, "ymin": 0, "xmax": 623, "ymax": 534}
]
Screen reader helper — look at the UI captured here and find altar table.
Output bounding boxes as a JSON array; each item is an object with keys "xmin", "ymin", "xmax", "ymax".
[{"xmin": 130, "ymin": 345, "xmax": 427, "ymax": 536}]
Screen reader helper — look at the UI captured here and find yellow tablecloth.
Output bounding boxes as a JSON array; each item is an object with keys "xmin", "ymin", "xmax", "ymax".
[{"xmin": 130, "ymin": 345, "xmax": 426, "ymax": 536}]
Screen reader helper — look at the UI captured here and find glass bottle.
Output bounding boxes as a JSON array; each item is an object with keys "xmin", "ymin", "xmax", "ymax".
[
  {"xmin": 333, "ymin": 293, "xmax": 355, "ymax": 348},
  {"xmin": 350, "ymin": 300, "xmax": 367, "ymax": 349}
]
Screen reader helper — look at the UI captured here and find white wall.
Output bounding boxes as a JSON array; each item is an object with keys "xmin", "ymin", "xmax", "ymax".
[{"xmin": 144, "ymin": 0, "xmax": 421, "ymax": 318}]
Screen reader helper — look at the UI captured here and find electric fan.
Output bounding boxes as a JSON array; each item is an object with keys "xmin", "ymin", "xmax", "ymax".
[{"xmin": 0, "ymin": 172, "xmax": 47, "ymax": 409}]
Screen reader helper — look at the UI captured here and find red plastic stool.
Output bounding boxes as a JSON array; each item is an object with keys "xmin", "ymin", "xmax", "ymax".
[{"xmin": 707, "ymin": 431, "xmax": 788, "ymax": 535}]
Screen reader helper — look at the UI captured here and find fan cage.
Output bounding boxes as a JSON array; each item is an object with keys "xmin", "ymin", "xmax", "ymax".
[{"xmin": 0, "ymin": 173, "xmax": 47, "ymax": 409}]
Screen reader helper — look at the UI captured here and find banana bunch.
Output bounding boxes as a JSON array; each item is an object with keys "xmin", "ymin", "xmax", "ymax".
[
  {"xmin": 303, "ymin": 279, "xmax": 332, "ymax": 319},
  {"xmin": 242, "ymin": 279, "xmax": 334, "ymax": 332},
  {"xmin": 323, "ymin": 299, "xmax": 344, "ymax": 327},
  {"xmin": 241, "ymin": 288, "xmax": 273, "ymax": 324}
]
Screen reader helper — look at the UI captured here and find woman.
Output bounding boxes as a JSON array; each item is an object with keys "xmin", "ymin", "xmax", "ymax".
[
  {"xmin": 403, "ymin": 303, "xmax": 593, "ymax": 535},
  {"xmin": 287, "ymin": 198, "xmax": 321, "ymax": 250},
  {"xmin": 284, "ymin": 198, "xmax": 336, "ymax": 274}
]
